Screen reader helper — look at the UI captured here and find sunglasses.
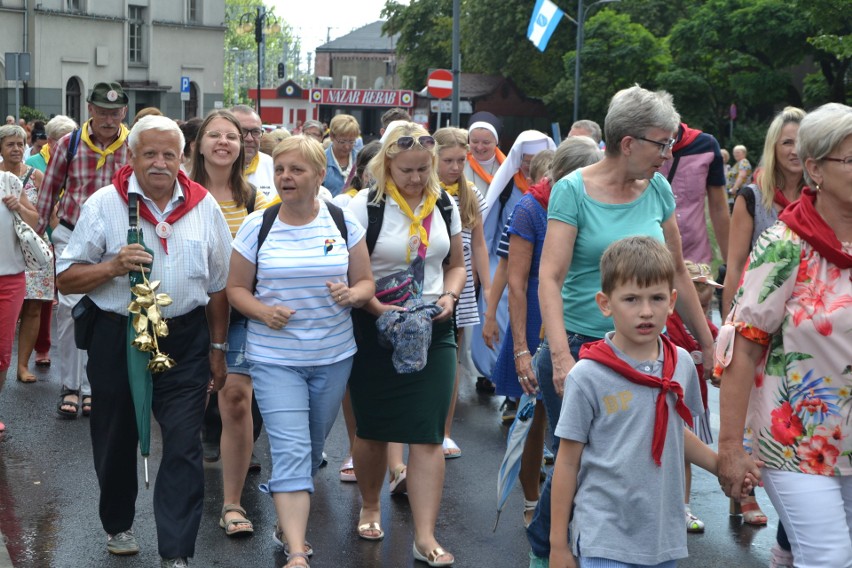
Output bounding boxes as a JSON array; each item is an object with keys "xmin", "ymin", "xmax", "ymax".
[{"xmin": 396, "ymin": 136, "xmax": 435, "ymax": 151}]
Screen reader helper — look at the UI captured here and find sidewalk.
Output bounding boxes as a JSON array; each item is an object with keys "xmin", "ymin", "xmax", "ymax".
[{"xmin": 0, "ymin": 531, "xmax": 12, "ymax": 568}]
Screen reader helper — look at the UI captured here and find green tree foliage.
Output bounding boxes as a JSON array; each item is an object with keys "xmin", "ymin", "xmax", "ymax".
[
  {"xmin": 382, "ymin": 0, "xmax": 454, "ymax": 90},
  {"xmin": 547, "ymin": 9, "xmax": 669, "ymax": 127},
  {"xmin": 224, "ymin": 0, "xmax": 291, "ymax": 106},
  {"xmin": 380, "ymin": 0, "xmax": 847, "ymax": 144}
]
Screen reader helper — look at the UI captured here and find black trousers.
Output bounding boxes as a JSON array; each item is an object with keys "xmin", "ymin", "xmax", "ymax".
[{"xmin": 87, "ymin": 306, "xmax": 209, "ymax": 559}]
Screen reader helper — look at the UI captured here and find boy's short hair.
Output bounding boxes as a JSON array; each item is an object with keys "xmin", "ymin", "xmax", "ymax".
[
  {"xmin": 529, "ymin": 149, "xmax": 554, "ymax": 183},
  {"xmin": 600, "ymin": 236, "xmax": 675, "ymax": 295}
]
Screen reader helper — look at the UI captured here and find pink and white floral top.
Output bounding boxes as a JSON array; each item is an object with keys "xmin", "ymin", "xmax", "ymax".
[{"xmin": 718, "ymin": 222, "xmax": 852, "ymax": 476}]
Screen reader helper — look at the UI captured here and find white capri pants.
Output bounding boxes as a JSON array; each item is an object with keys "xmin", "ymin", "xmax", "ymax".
[{"xmin": 762, "ymin": 468, "xmax": 852, "ymax": 568}]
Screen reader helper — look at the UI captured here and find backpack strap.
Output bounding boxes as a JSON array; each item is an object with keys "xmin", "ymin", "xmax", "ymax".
[
  {"xmin": 245, "ymin": 184, "xmax": 258, "ymax": 215},
  {"xmin": 323, "ymin": 199, "xmax": 348, "ymax": 246},
  {"xmin": 365, "ymin": 187, "xmax": 384, "ymax": 256},
  {"xmin": 57, "ymin": 128, "xmax": 82, "ymax": 202},
  {"xmin": 253, "ymin": 203, "xmax": 281, "ymax": 293},
  {"xmin": 436, "ymin": 190, "xmax": 454, "ymax": 264}
]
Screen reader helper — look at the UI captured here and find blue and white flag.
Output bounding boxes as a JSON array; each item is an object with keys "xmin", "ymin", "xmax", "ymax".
[{"xmin": 527, "ymin": 0, "xmax": 565, "ymax": 52}]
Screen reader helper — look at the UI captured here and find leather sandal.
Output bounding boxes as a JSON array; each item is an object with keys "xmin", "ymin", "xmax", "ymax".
[
  {"xmin": 81, "ymin": 396, "xmax": 92, "ymax": 417},
  {"xmin": 389, "ymin": 464, "xmax": 407, "ymax": 495},
  {"xmin": 219, "ymin": 504, "xmax": 254, "ymax": 537},
  {"xmin": 413, "ymin": 543, "xmax": 454, "ymax": 566},
  {"xmin": 283, "ymin": 551, "xmax": 310, "ymax": 568},
  {"xmin": 57, "ymin": 389, "xmax": 79, "ymax": 419},
  {"xmin": 273, "ymin": 522, "xmax": 313, "ymax": 556},
  {"xmin": 357, "ymin": 509, "xmax": 384, "ymax": 541}
]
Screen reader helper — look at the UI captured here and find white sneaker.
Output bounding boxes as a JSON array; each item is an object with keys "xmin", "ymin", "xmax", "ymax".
[{"xmin": 685, "ymin": 506, "xmax": 705, "ymax": 533}]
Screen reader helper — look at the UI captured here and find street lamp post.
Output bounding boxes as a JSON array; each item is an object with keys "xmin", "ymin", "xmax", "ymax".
[
  {"xmin": 238, "ymin": 5, "xmax": 280, "ymax": 119},
  {"xmin": 569, "ymin": 0, "xmax": 621, "ymax": 123}
]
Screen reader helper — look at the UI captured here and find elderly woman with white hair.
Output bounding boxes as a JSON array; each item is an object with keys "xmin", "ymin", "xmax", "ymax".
[
  {"xmin": 26, "ymin": 115, "xmax": 78, "ymax": 174},
  {"xmin": 717, "ymin": 102, "xmax": 852, "ymax": 568}
]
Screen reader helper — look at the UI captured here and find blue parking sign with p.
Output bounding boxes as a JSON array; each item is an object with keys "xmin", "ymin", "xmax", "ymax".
[{"xmin": 181, "ymin": 76, "xmax": 190, "ymax": 94}]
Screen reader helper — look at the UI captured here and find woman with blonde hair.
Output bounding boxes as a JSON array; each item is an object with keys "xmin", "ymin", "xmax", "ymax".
[
  {"xmin": 433, "ymin": 126, "xmax": 490, "ymax": 457},
  {"xmin": 348, "ymin": 122, "xmax": 465, "ymax": 566},
  {"xmin": 323, "ymin": 114, "xmax": 360, "ymax": 196}
]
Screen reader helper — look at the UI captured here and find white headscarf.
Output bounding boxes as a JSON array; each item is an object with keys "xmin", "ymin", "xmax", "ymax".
[{"xmin": 482, "ymin": 130, "xmax": 556, "ymax": 222}]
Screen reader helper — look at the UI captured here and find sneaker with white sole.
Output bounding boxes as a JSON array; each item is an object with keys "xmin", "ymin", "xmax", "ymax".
[
  {"xmin": 161, "ymin": 558, "xmax": 189, "ymax": 568},
  {"xmin": 685, "ymin": 506, "xmax": 705, "ymax": 533},
  {"xmin": 107, "ymin": 530, "xmax": 140, "ymax": 556}
]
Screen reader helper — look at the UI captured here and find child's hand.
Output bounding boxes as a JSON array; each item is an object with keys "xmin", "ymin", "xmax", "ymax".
[
  {"xmin": 733, "ymin": 458, "xmax": 763, "ymax": 499},
  {"xmin": 549, "ymin": 544, "xmax": 577, "ymax": 568}
]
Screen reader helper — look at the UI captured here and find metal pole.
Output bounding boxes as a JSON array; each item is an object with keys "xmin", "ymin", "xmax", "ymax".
[
  {"xmin": 14, "ymin": 54, "xmax": 20, "ymax": 122},
  {"xmin": 573, "ymin": 0, "xmax": 584, "ymax": 123},
  {"xmin": 256, "ymin": 6, "xmax": 263, "ymax": 118},
  {"xmin": 451, "ymin": 0, "xmax": 460, "ymax": 127}
]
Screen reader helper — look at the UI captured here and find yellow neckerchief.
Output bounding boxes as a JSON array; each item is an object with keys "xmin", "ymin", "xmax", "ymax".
[
  {"xmin": 80, "ymin": 120, "xmax": 129, "ymax": 170},
  {"xmin": 245, "ymin": 153, "xmax": 259, "ymax": 176},
  {"xmin": 345, "ymin": 187, "xmax": 358, "ymax": 198},
  {"xmin": 386, "ymin": 180, "xmax": 437, "ymax": 263},
  {"xmin": 441, "ymin": 181, "xmax": 460, "ymax": 197},
  {"xmin": 40, "ymin": 143, "xmax": 51, "ymax": 164}
]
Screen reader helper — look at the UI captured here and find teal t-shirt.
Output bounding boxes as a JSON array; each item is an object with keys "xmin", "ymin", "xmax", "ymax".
[{"xmin": 547, "ymin": 169, "xmax": 675, "ymax": 338}]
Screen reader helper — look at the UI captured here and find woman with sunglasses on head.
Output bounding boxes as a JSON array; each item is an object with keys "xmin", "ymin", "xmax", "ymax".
[
  {"xmin": 348, "ymin": 123, "xmax": 466, "ymax": 567},
  {"xmin": 323, "ymin": 114, "xmax": 360, "ymax": 197},
  {"xmin": 717, "ymin": 102, "xmax": 852, "ymax": 568},
  {"xmin": 534, "ymin": 86, "xmax": 715, "ymax": 567},
  {"xmin": 190, "ymin": 109, "xmax": 268, "ymax": 539}
]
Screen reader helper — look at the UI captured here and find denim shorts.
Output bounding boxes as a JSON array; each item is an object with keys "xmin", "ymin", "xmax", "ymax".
[{"xmin": 226, "ymin": 319, "xmax": 250, "ymax": 376}]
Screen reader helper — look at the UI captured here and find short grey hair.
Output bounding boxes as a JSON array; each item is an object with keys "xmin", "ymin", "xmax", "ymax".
[
  {"xmin": 604, "ymin": 85, "xmax": 679, "ymax": 156},
  {"xmin": 551, "ymin": 136, "xmax": 604, "ymax": 181},
  {"xmin": 302, "ymin": 119, "xmax": 323, "ymax": 132},
  {"xmin": 0, "ymin": 124, "xmax": 27, "ymax": 145},
  {"xmin": 45, "ymin": 115, "xmax": 78, "ymax": 140},
  {"xmin": 128, "ymin": 115, "xmax": 185, "ymax": 154},
  {"xmin": 570, "ymin": 119, "xmax": 602, "ymax": 143},
  {"xmin": 797, "ymin": 102, "xmax": 852, "ymax": 186},
  {"xmin": 230, "ymin": 104, "xmax": 259, "ymax": 120}
]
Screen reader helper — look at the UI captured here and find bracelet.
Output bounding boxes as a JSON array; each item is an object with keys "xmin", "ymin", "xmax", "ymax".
[
  {"xmin": 439, "ymin": 290, "xmax": 459, "ymax": 303},
  {"xmin": 513, "ymin": 349, "xmax": 531, "ymax": 359}
]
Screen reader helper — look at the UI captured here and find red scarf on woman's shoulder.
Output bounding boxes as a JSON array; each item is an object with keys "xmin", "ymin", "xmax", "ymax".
[
  {"xmin": 527, "ymin": 177, "xmax": 553, "ymax": 210},
  {"xmin": 779, "ymin": 187, "xmax": 852, "ymax": 269}
]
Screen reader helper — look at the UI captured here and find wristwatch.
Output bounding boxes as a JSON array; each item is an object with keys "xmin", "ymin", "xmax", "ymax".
[{"xmin": 210, "ymin": 342, "xmax": 229, "ymax": 353}]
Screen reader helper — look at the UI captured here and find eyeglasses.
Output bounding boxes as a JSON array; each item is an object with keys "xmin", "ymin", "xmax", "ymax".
[
  {"xmin": 636, "ymin": 136, "xmax": 676, "ymax": 156},
  {"xmin": 241, "ymin": 128, "xmax": 263, "ymax": 139},
  {"xmin": 333, "ymin": 137, "xmax": 357, "ymax": 146},
  {"xmin": 396, "ymin": 136, "xmax": 435, "ymax": 151},
  {"xmin": 205, "ymin": 130, "xmax": 241, "ymax": 142},
  {"xmin": 822, "ymin": 156, "xmax": 852, "ymax": 169}
]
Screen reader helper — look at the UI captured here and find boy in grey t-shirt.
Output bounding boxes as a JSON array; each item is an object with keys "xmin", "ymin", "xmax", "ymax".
[{"xmin": 548, "ymin": 237, "xmax": 760, "ymax": 568}]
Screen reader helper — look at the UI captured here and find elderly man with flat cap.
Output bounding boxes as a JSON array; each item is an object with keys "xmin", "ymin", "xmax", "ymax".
[
  {"xmin": 35, "ymin": 81, "xmax": 131, "ymax": 421},
  {"xmin": 57, "ymin": 115, "xmax": 231, "ymax": 568}
]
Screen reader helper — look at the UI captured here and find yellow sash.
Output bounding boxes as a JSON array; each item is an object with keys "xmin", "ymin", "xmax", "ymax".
[
  {"xmin": 80, "ymin": 121, "xmax": 129, "ymax": 170},
  {"xmin": 245, "ymin": 153, "xmax": 259, "ymax": 176},
  {"xmin": 386, "ymin": 181, "xmax": 437, "ymax": 262},
  {"xmin": 40, "ymin": 143, "xmax": 51, "ymax": 164}
]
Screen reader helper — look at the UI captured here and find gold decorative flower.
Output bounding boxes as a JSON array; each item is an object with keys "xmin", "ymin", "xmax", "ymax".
[{"xmin": 129, "ymin": 267, "xmax": 176, "ymax": 372}]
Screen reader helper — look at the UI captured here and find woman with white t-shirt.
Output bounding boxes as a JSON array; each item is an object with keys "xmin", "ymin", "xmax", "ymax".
[
  {"xmin": 227, "ymin": 136, "xmax": 374, "ymax": 568},
  {"xmin": 348, "ymin": 122, "xmax": 466, "ymax": 567}
]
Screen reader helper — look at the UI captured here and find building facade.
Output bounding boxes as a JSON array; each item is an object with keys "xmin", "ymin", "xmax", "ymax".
[{"xmin": 0, "ymin": 0, "xmax": 225, "ymax": 123}]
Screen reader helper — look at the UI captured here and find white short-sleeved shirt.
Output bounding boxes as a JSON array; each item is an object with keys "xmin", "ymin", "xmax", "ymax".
[
  {"xmin": 232, "ymin": 200, "xmax": 365, "ymax": 366},
  {"xmin": 349, "ymin": 189, "xmax": 462, "ymax": 303},
  {"xmin": 247, "ymin": 152, "xmax": 276, "ymax": 199}
]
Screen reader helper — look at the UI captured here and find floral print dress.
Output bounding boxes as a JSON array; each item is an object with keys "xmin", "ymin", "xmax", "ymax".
[
  {"xmin": 720, "ymin": 222, "xmax": 852, "ymax": 476},
  {"xmin": 20, "ymin": 167, "xmax": 54, "ymax": 301}
]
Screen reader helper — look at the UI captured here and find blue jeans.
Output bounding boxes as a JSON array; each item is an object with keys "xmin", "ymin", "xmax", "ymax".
[
  {"xmin": 528, "ymin": 331, "xmax": 600, "ymax": 559},
  {"xmin": 579, "ymin": 558, "xmax": 677, "ymax": 568},
  {"xmin": 225, "ymin": 319, "xmax": 250, "ymax": 376},
  {"xmin": 251, "ymin": 357, "xmax": 351, "ymax": 494}
]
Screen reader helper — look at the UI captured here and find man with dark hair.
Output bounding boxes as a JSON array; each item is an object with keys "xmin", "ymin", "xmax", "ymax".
[{"xmin": 380, "ymin": 107, "xmax": 411, "ymax": 132}]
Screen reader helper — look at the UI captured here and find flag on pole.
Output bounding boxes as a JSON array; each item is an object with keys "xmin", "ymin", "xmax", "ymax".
[{"xmin": 527, "ymin": 0, "xmax": 565, "ymax": 52}]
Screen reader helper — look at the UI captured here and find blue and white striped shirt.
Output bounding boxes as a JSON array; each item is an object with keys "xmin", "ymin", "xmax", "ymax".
[{"xmin": 232, "ymin": 200, "xmax": 366, "ymax": 366}]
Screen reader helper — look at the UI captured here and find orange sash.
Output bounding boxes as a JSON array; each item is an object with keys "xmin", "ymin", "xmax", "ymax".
[{"xmin": 466, "ymin": 148, "xmax": 506, "ymax": 185}]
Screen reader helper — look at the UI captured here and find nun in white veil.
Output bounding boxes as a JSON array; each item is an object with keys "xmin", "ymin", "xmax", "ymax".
[{"xmin": 471, "ymin": 131, "xmax": 556, "ymax": 382}]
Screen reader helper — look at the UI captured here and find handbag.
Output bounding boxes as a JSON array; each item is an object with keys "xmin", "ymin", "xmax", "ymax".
[
  {"xmin": 13, "ymin": 212, "xmax": 53, "ymax": 271},
  {"xmin": 373, "ymin": 213, "xmax": 433, "ymax": 305}
]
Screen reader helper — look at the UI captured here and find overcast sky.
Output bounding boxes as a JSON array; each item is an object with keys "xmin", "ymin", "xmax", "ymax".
[{"xmin": 268, "ymin": 0, "xmax": 407, "ymax": 72}]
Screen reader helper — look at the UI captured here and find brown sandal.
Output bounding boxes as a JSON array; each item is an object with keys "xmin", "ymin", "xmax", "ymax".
[{"xmin": 219, "ymin": 504, "xmax": 254, "ymax": 536}]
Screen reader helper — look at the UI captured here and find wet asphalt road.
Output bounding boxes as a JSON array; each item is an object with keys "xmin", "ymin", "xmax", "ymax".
[{"xmin": 1, "ymin": 333, "xmax": 778, "ymax": 568}]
